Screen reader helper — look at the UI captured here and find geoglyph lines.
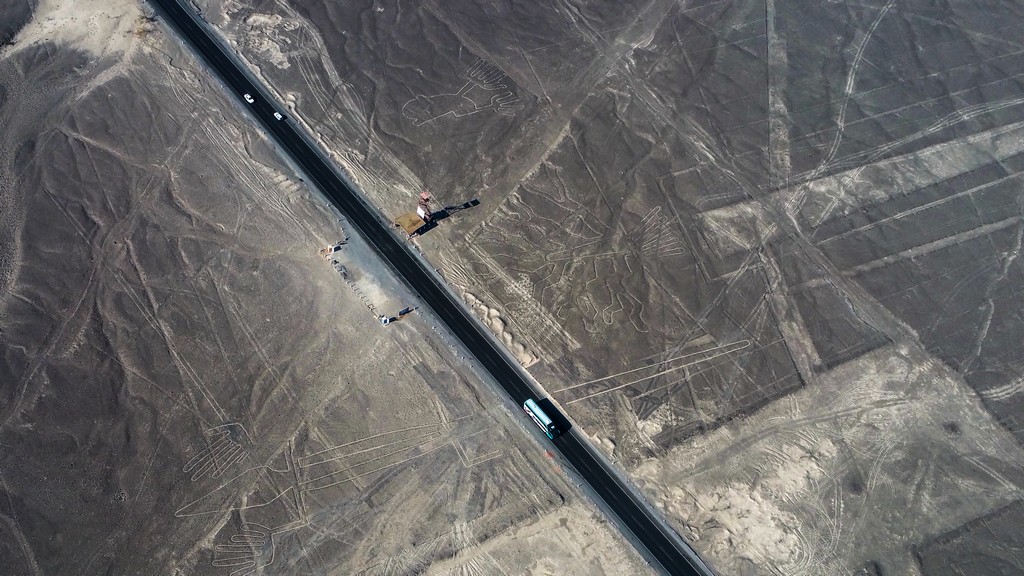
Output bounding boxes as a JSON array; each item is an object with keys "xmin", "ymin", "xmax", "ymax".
[
  {"xmin": 830, "ymin": 95, "xmax": 1024, "ymax": 173},
  {"xmin": 553, "ymin": 339, "xmax": 752, "ymax": 404},
  {"xmin": 786, "ymin": 33, "xmax": 1024, "ymax": 142},
  {"xmin": 656, "ymin": 348, "xmax": 777, "ymax": 406},
  {"xmin": 840, "ymin": 216, "xmax": 1021, "ymax": 278},
  {"xmin": 299, "ymin": 431, "xmax": 445, "ymax": 479},
  {"xmin": 298, "ymin": 422, "xmax": 440, "ymax": 462},
  {"xmin": 175, "ymin": 443, "xmax": 303, "ymax": 523},
  {"xmin": 212, "ymin": 518, "xmax": 310, "ymax": 576},
  {"xmin": 791, "ymin": 65, "xmax": 1024, "ymax": 156},
  {"xmin": 981, "ymin": 377, "xmax": 1024, "ymax": 402},
  {"xmin": 451, "ymin": 426, "xmax": 503, "ymax": 468},
  {"xmin": 551, "ymin": 339, "xmax": 751, "ymax": 393},
  {"xmin": 173, "ymin": 415, "xmax": 503, "ymax": 552},
  {"xmin": 545, "ymin": 206, "xmax": 688, "ymax": 262},
  {"xmin": 401, "ymin": 58, "xmax": 522, "ymax": 126},
  {"xmin": 299, "ymin": 445, "xmax": 435, "ymax": 489},
  {"xmin": 546, "ymin": 248, "xmax": 631, "ymax": 263},
  {"xmin": 211, "ymin": 523, "xmax": 273, "ymax": 575},
  {"xmin": 783, "ymin": 65, "xmax": 1024, "ymax": 226},
  {"xmin": 960, "ymin": 217, "xmax": 1024, "ymax": 375},
  {"xmin": 816, "ymin": 0, "xmax": 896, "ymax": 177},
  {"xmin": 908, "ymin": 11, "xmax": 1024, "ymax": 51},
  {"xmin": 295, "ymin": 414, "xmax": 500, "ymax": 492},
  {"xmin": 707, "ymin": 119, "xmax": 1024, "ymax": 258},
  {"xmin": 794, "ymin": 93, "xmax": 1024, "ymax": 194},
  {"xmin": 816, "ymin": 171, "xmax": 1024, "ymax": 246},
  {"xmin": 632, "ymin": 206, "xmax": 687, "ymax": 257},
  {"xmin": 183, "ymin": 423, "xmax": 252, "ymax": 481},
  {"xmin": 109, "ymin": 266, "xmax": 231, "ymax": 424},
  {"xmin": 175, "ymin": 480, "xmax": 299, "ymax": 519}
]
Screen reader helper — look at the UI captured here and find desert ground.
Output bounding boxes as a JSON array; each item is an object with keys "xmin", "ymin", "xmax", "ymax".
[
  {"xmin": 0, "ymin": 1, "xmax": 656, "ymax": 574},
  {"xmin": 192, "ymin": 0, "xmax": 1024, "ymax": 573}
]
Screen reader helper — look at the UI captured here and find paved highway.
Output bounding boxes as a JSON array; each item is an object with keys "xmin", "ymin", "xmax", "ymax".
[{"xmin": 149, "ymin": 1, "xmax": 714, "ymax": 574}]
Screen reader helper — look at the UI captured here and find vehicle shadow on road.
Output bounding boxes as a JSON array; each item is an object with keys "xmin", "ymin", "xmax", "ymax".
[{"xmin": 537, "ymin": 398, "xmax": 573, "ymax": 436}]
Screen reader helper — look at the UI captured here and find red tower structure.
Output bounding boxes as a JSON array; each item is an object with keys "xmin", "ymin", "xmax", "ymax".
[{"xmin": 416, "ymin": 190, "xmax": 433, "ymax": 223}]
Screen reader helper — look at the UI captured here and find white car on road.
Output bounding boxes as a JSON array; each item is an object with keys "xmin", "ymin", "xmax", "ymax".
[{"xmin": 243, "ymin": 93, "xmax": 254, "ymax": 104}]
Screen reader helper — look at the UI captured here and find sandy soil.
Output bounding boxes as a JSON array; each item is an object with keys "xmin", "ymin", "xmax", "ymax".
[
  {"xmin": 0, "ymin": 1, "xmax": 655, "ymax": 574},
  {"xmin": 5, "ymin": 0, "xmax": 141, "ymax": 58},
  {"xmin": 634, "ymin": 344, "xmax": 1024, "ymax": 574},
  {"xmin": 193, "ymin": 0, "xmax": 1024, "ymax": 573}
]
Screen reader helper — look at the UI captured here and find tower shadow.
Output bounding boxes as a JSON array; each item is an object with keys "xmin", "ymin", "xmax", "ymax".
[{"xmin": 414, "ymin": 198, "xmax": 480, "ymax": 237}]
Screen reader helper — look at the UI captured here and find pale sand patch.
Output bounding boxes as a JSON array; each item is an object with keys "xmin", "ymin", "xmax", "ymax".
[
  {"xmin": 4, "ymin": 0, "xmax": 141, "ymax": 59},
  {"xmin": 638, "ymin": 402, "xmax": 672, "ymax": 438},
  {"xmin": 464, "ymin": 291, "xmax": 539, "ymax": 367},
  {"xmin": 699, "ymin": 119, "xmax": 1024, "ymax": 256},
  {"xmin": 634, "ymin": 344, "xmax": 1024, "ymax": 575},
  {"xmin": 424, "ymin": 501, "xmax": 655, "ymax": 576},
  {"xmin": 240, "ymin": 13, "xmax": 294, "ymax": 70},
  {"xmin": 660, "ymin": 483, "xmax": 802, "ymax": 568}
]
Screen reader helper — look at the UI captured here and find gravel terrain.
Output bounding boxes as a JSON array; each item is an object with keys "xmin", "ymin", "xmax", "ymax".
[
  {"xmin": 190, "ymin": 0, "xmax": 1024, "ymax": 573},
  {"xmin": 0, "ymin": 1, "xmax": 654, "ymax": 574}
]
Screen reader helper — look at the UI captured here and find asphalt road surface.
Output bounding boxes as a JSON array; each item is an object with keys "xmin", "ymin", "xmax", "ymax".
[{"xmin": 148, "ymin": 1, "xmax": 714, "ymax": 574}]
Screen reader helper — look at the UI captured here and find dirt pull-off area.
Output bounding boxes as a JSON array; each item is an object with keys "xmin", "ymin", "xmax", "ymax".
[{"xmin": 0, "ymin": 1, "xmax": 654, "ymax": 574}]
